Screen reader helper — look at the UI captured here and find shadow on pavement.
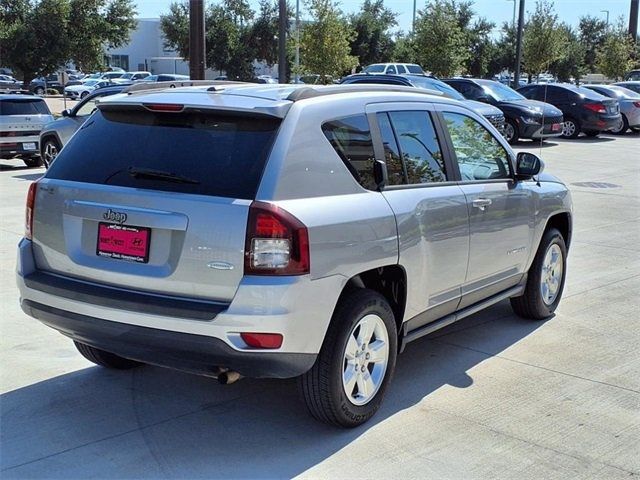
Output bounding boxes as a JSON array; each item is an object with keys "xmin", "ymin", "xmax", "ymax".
[
  {"xmin": 1, "ymin": 301, "xmax": 546, "ymax": 478},
  {"xmin": 11, "ymin": 173, "xmax": 43, "ymax": 182}
]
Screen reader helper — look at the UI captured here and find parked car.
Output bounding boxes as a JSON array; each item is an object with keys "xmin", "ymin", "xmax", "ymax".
[
  {"xmin": 114, "ymin": 71, "xmax": 151, "ymax": 83},
  {"xmin": 340, "ymin": 73, "xmax": 505, "ymax": 131},
  {"xmin": 39, "ymin": 85, "xmax": 129, "ymax": 168},
  {"xmin": 137, "ymin": 74, "xmax": 190, "ymax": 87},
  {"xmin": 362, "ymin": 63, "xmax": 425, "ymax": 75},
  {"xmin": 0, "ymin": 74, "xmax": 20, "ymax": 91},
  {"xmin": 1, "ymin": 94, "xmax": 54, "ymax": 167},
  {"xmin": 613, "ymin": 81, "xmax": 640, "ymax": 95},
  {"xmin": 17, "ymin": 83, "xmax": 573, "ymax": 427},
  {"xmin": 518, "ymin": 83, "xmax": 621, "ymax": 139},
  {"xmin": 444, "ymin": 78, "xmax": 563, "ymax": 144},
  {"xmin": 64, "ymin": 79, "xmax": 113, "ymax": 99},
  {"xmin": 582, "ymin": 84, "xmax": 640, "ymax": 134},
  {"xmin": 626, "ymin": 70, "xmax": 640, "ymax": 81},
  {"xmin": 29, "ymin": 75, "xmax": 64, "ymax": 95}
]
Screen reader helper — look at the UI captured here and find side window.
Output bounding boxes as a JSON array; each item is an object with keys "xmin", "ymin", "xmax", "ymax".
[
  {"xmin": 443, "ymin": 112, "xmax": 511, "ymax": 181},
  {"xmin": 388, "ymin": 111, "xmax": 447, "ymax": 184},
  {"xmin": 75, "ymin": 98, "xmax": 101, "ymax": 117},
  {"xmin": 396, "ymin": 65, "xmax": 407, "ymax": 74},
  {"xmin": 386, "ymin": 65, "xmax": 397, "ymax": 75},
  {"xmin": 376, "ymin": 113, "xmax": 405, "ymax": 185},
  {"xmin": 322, "ymin": 114, "xmax": 377, "ymax": 190}
]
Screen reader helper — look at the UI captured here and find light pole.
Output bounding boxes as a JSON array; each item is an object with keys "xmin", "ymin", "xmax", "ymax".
[
  {"xmin": 278, "ymin": 0, "xmax": 287, "ymax": 83},
  {"xmin": 507, "ymin": 0, "xmax": 516, "ymax": 27},
  {"xmin": 412, "ymin": 0, "xmax": 417, "ymax": 34},
  {"xmin": 514, "ymin": 0, "xmax": 525, "ymax": 89},
  {"xmin": 294, "ymin": 0, "xmax": 300, "ymax": 83},
  {"xmin": 601, "ymin": 9, "xmax": 609, "ymax": 25}
]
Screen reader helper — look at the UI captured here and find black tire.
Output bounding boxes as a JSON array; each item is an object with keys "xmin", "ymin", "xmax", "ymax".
[
  {"xmin": 22, "ymin": 156, "xmax": 43, "ymax": 168},
  {"xmin": 504, "ymin": 118, "xmax": 519, "ymax": 144},
  {"xmin": 41, "ymin": 137, "xmax": 61, "ymax": 168},
  {"xmin": 511, "ymin": 228, "xmax": 567, "ymax": 320},
  {"xmin": 299, "ymin": 289, "xmax": 398, "ymax": 428},
  {"xmin": 80, "ymin": 91, "xmax": 89, "ymax": 99},
  {"xmin": 584, "ymin": 130, "xmax": 600, "ymax": 137},
  {"xmin": 74, "ymin": 341, "xmax": 142, "ymax": 369},
  {"xmin": 561, "ymin": 117, "xmax": 580, "ymax": 139},
  {"xmin": 611, "ymin": 114, "xmax": 628, "ymax": 135},
  {"xmin": 33, "ymin": 86, "xmax": 44, "ymax": 95}
]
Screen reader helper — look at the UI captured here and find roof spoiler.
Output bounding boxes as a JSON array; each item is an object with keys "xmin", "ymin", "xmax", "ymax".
[
  {"xmin": 286, "ymin": 84, "xmax": 443, "ymax": 101},
  {"xmin": 122, "ymin": 80, "xmax": 250, "ymax": 94}
]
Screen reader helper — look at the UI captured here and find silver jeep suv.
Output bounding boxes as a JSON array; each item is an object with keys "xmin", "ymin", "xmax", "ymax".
[{"xmin": 17, "ymin": 84, "xmax": 572, "ymax": 427}]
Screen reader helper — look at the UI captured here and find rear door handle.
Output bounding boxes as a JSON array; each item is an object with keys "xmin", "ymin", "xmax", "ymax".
[{"xmin": 472, "ymin": 198, "xmax": 492, "ymax": 211}]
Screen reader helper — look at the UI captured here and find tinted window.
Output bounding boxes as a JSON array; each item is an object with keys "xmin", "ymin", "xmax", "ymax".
[
  {"xmin": 443, "ymin": 112, "xmax": 511, "ymax": 181},
  {"xmin": 406, "ymin": 65, "xmax": 423, "ymax": 74},
  {"xmin": 363, "ymin": 64, "xmax": 385, "ymax": 73},
  {"xmin": 386, "ymin": 65, "xmax": 397, "ymax": 74},
  {"xmin": 322, "ymin": 114, "xmax": 377, "ymax": 190},
  {"xmin": 376, "ymin": 113, "xmax": 404, "ymax": 186},
  {"xmin": 46, "ymin": 110, "xmax": 280, "ymax": 199},
  {"xmin": 0, "ymin": 99, "xmax": 50, "ymax": 115},
  {"xmin": 408, "ymin": 77, "xmax": 465, "ymax": 100},
  {"xmin": 388, "ymin": 111, "xmax": 447, "ymax": 184},
  {"xmin": 396, "ymin": 65, "xmax": 407, "ymax": 74}
]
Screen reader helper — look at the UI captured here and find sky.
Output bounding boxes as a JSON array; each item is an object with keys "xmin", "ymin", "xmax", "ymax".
[{"xmin": 135, "ymin": 0, "xmax": 634, "ymax": 35}]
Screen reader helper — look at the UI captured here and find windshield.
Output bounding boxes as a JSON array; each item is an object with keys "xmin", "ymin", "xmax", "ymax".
[
  {"xmin": 46, "ymin": 110, "xmax": 281, "ymax": 200},
  {"xmin": 0, "ymin": 99, "xmax": 50, "ymax": 115},
  {"xmin": 84, "ymin": 80, "xmax": 99, "ymax": 86},
  {"xmin": 408, "ymin": 77, "xmax": 465, "ymax": 100},
  {"xmin": 363, "ymin": 64, "xmax": 385, "ymax": 73},
  {"xmin": 119, "ymin": 73, "xmax": 134, "ymax": 79},
  {"xmin": 479, "ymin": 81, "xmax": 525, "ymax": 101},
  {"xmin": 606, "ymin": 85, "xmax": 640, "ymax": 98}
]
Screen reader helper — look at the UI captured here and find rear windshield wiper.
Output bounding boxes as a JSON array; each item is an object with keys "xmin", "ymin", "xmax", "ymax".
[{"xmin": 128, "ymin": 167, "xmax": 200, "ymax": 185}]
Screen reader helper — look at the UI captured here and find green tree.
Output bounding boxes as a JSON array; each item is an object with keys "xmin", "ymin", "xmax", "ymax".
[
  {"xmin": 298, "ymin": 0, "xmax": 356, "ymax": 82},
  {"xmin": 247, "ymin": 0, "xmax": 280, "ymax": 66},
  {"xmin": 391, "ymin": 32, "xmax": 416, "ymax": 64},
  {"xmin": 578, "ymin": 15, "xmax": 607, "ymax": 72},
  {"xmin": 549, "ymin": 24, "xmax": 585, "ymax": 83},
  {"xmin": 159, "ymin": 2, "xmax": 189, "ymax": 59},
  {"xmin": 522, "ymin": 0, "xmax": 564, "ymax": 79},
  {"xmin": 488, "ymin": 22, "xmax": 517, "ymax": 76},
  {"xmin": 596, "ymin": 18, "xmax": 635, "ymax": 80},
  {"xmin": 348, "ymin": 0, "xmax": 397, "ymax": 68},
  {"xmin": 413, "ymin": 0, "xmax": 468, "ymax": 77},
  {"xmin": 465, "ymin": 18, "xmax": 496, "ymax": 77}
]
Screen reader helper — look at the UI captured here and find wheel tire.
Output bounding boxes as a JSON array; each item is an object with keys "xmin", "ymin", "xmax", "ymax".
[
  {"xmin": 299, "ymin": 289, "xmax": 398, "ymax": 428},
  {"xmin": 511, "ymin": 228, "xmax": 567, "ymax": 320},
  {"xmin": 503, "ymin": 118, "xmax": 519, "ymax": 144},
  {"xmin": 610, "ymin": 115, "xmax": 628, "ymax": 135},
  {"xmin": 80, "ymin": 91, "xmax": 89, "ymax": 99},
  {"xmin": 74, "ymin": 341, "xmax": 142, "ymax": 369},
  {"xmin": 34, "ymin": 86, "xmax": 44, "ymax": 95},
  {"xmin": 41, "ymin": 137, "xmax": 60, "ymax": 168},
  {"xmin": 561, "ymin": 117, "xmax": 580, "ymax": 139},
  {"xmin": 22, "ymin": 156, "xmax": 43, "ymax": 168}
]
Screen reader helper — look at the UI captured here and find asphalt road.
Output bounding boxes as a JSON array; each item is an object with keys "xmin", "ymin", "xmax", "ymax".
[{"xmin": 1, "ymin": 133, "xmax": 639, "ymax": 479}]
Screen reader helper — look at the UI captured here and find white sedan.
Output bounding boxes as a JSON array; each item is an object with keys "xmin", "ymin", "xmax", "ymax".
[{"xmin": 64, "ymin": 80, "xmax": 111, "ymax": 99}]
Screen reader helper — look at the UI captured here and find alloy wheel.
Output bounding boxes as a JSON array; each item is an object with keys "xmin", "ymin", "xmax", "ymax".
[
  {"xmin": 540, "ymin": 244, "xmax": 563, "ymax": 305},
  {"xmin": 42, "ymin": 141, "xmax": 58, "ymax": 168},
  {"xmin": 503, "ymin": 122, "xmax": 515, "ymax": 142},
  {"xmin": 562, "ymin": 120, "xmax": 576, "ymax": 138}
]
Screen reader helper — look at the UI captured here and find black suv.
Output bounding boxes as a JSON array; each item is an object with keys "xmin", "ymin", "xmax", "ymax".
[
  {"xmin": 444, "ymin": 78, "xmax": 563, "ymax": 144},
  {"xmin": 518, "ymin": 83, "xmax": 621, "ymax": 139}
]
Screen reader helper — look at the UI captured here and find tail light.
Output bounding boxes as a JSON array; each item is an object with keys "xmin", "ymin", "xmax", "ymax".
[
  {"xmin": 584, "ymin": 103, "xmax": 606, "ymax": 113},
  {"xmin": 244, "ymin": 201, "xmax": 309, "ymax": 275},
  {"xmin": 25, "ymin": 181, "xmax": 38, "ymax": 240},
  {"xmin": 633, "ymin": 102, "xmax": 640, "ymax": 108}
]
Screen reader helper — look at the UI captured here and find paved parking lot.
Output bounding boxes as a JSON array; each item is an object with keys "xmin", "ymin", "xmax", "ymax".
[{"xmin": 1, "ymin": 133, "xmax": 639, "ymax": 479}]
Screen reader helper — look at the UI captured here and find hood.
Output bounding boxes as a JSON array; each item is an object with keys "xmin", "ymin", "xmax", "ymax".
[
  {"xmin": 498, "ymin": 99, "xmax": 563, "ymax": 117},
  {"xmin": 65, "ymin": 84, "xmax": 92, "ymax": 92},
  {"xmin": 466, "ymin": 100, "xmax": 503, "ymax": 117},
  {"xmin": 536, "ymin": 171, "xmax": 565, "ymax": 185}
]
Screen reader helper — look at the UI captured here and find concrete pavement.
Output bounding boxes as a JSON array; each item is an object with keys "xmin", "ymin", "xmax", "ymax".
[{"xmin": 0, "ymin": 133, "xmax": 638, "ymax": 479}]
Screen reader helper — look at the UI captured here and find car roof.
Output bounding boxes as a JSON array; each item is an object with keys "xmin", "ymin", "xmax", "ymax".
[
  {"xmin": 341, "ymin": 74, "xmax": 412, "ymax": 84},
  {"xmin": 98, "ymin": 83, "xmax": 452, "ymax": 118},
  {"xmin": 0, "ymin": 94, "xmax": 44, "ymax": 101}
]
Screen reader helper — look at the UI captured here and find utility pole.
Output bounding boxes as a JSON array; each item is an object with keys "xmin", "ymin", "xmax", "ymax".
[
  {"xmin": 412, "ymin": 0, "xmax": 417, "ymax": 34},
  {"xmin": 294, "ymin": 0, "xmax": 300, "ymax": 83},
  {"xmin": 601, "ymin": 10, "xmax": 609, "ymax": 25},
  {"xmin": 630, "ymin": 0, "xmax": 639, "ymax": 43},
  {"xmin": 278, "ymin": 0, "xmax": 287, "ymax": 84},
  {"xmin": 189, "ymin": 0, "xmax": 205, "ymax": 80},
  {"xmin": 513, "ymin": 0, "xmax": 525, "ymax": 89}
]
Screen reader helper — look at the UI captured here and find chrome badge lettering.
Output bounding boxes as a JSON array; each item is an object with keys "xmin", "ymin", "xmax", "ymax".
[{"xmin": 103, "ymin": 209, "xmax": 128, "ymax": 224}]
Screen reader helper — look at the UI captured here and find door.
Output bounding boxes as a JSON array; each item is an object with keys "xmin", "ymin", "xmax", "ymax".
[
  {"xmin": 438, "ymin": 108, "xmax": 534, "ymax": 308},
  {"xmin": 367, "ymin": 104, "xmax": 470, "ymax": 327}
]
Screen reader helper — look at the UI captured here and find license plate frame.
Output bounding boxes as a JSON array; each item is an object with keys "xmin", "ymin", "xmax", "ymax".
[
  {"xmin": 23, "ymin": 142, "xmax": 36, "ymax": 151},
  {"xmin": 96, "ymin": 222, "xmax": 151, "ymax": 264}
]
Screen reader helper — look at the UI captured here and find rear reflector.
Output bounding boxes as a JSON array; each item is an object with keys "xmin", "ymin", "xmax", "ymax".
[
  {"xmin": 240, "ymin": 332, "xmax": 283, "ymax": 349},
  {"xmin": 25, "ymin": 181, "xmax": 38, "ymax": 240},
  {"xmin": 143, "ymin": 103, "xmax": 184, "ymax": 112}
]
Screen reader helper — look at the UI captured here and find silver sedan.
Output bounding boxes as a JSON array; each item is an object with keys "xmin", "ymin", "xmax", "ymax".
[{"xmin": 584, "ymin": 84, "xmax": 640, "ymax": 134}]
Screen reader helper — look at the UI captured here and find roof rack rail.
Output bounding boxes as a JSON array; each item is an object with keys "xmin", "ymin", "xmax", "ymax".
[
  {"xmin": 122, "ymin": 80, "xmax": 249, "ymax": 94},
  {"xmin": 286, "ymin": 84, "xmax": 443, "ymax": 101}
]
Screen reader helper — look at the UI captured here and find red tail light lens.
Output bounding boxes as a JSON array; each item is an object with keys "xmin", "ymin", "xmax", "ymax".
[
  {"xmin": 143, "ymin": 103, "xmax": 184, "ymax": 112},
  {"xmin": 244, "ymin": 201, "xmax": 310, "ymax": 275},
  {"xmin": 584, "ymin": 103, "xmax": 606, "ymax": 113},
  {"xmin": 240, "ymin": 332, "xmax": 283, "ymax": 349},
  {"xmin": 25, "ymin": 181, "xmax": 38, "ymax": 240},
  {"xmin": 633, "ymin": 101, "xmax": 640, "ymax": 108}
]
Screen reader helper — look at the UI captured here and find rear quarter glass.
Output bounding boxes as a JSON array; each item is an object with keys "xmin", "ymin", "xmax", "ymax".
[{"xmin": 45, "ymin": 110, "xmax": 281, "ymax": 200}]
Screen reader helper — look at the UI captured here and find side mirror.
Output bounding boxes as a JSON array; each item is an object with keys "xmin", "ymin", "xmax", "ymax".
[
  {"xmin": 476, "ymin": 95, "xmax": 492, "ymax": 103},
  {"xmin": 61, "ymin": 109, "xmax": 70, "ymax": 117},
  {"xmin": 516, "ymin": 152, "xmax": 544, "ymax": 179}
]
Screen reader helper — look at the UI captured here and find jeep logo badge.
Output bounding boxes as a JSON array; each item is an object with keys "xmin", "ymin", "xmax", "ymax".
[{"xmin": 103, "ymin": 209, "xmax": 127, "ymax": 224}]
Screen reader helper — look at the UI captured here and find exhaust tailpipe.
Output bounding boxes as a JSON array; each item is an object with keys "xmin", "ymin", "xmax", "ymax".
[{"xmin": 218, "ymin": 370, "xmax": 242, "ymax": 385}]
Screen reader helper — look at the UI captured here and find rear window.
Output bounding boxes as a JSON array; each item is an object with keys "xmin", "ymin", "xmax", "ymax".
[
  {"xmin": 0, "ymin": 99, "xmax": 50, "ymax": 115},
  {"xmin": 406, "ymin": 65, "xmax": 424, "ymax": 74},
  {"xmin": 322, "ymin": 114, "xmax": 377, "ymax": 190},
  {"xmin": 46, "ymin": 110, "xmax": 280, "ymax": 199}
]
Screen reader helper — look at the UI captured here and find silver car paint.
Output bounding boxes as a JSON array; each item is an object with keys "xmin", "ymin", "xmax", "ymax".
[{"xmin": 18, "ymin": 85, "xmax": 572, "ymax": 360}]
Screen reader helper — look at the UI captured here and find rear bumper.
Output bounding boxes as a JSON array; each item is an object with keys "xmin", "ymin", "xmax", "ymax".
[
  {"xmin": 21, "ymin": 299, "xmax": 316, "ymax": 378},
  {"xmin": 1, "ymin": 140, "xmax": 39, "ymax": 158},
  {"xmin": 582, "ymin": 114, "xmax": 621, "ymax": 132}
]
